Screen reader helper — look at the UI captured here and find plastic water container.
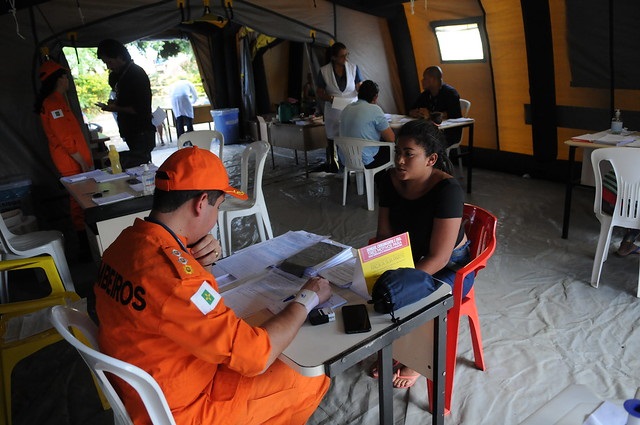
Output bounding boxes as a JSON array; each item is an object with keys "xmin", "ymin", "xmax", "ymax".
[{"xmin": 211, "ymin": 108, "xmax": 240, "ymax": 145}]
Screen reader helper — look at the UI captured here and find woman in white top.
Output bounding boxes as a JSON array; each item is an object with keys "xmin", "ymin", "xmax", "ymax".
[{"xmin": 316, "ymin": 42, "xmax": 363, "ymax": 172}]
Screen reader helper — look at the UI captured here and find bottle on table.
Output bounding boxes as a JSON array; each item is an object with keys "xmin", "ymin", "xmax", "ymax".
[
  {"xmin": 142, "ymin": 163, "xmax": 155, "ymax": 195},
  {"xmin": 108, "ymin": 145, "xmax": 123, "ymax": 174},
  {"xmin": 611, "ymin": 109, "xmax": 623, "ymax": 134}
]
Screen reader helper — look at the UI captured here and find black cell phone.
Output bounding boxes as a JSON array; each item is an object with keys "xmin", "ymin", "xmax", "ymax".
[{"xmin": 342, "ymin": 304, "xmax": 371, "ymax": 334}]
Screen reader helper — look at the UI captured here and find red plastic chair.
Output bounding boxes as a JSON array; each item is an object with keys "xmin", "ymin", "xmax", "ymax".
[{"xmin": 427, "ymin": 203, "xmax": 497, "ymax": 413}]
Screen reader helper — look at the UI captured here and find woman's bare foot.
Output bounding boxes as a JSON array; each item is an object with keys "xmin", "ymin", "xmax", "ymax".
[{"xmin": 392, "ymin": 366, "xmax": 421, "ymax": 389}]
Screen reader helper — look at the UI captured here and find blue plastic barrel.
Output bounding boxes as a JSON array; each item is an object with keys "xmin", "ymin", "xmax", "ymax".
[{"xmin": 210, "ymin": 108, "xmax": 239, "ymax": 145}]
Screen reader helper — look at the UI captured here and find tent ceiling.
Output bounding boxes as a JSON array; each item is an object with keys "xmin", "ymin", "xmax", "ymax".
[{"xmin": 0, "ymin": 0, "xmax": 406, "ymax": 49}]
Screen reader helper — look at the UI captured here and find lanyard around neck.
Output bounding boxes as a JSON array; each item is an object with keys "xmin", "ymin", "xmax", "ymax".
[{"xmin": 144, "ymin": 216, "xmax": 188, "ymax": 252}]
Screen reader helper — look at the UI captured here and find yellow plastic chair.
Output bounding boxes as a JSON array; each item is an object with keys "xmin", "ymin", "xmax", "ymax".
[
  {"xmin": 0, "ymin": 256, "xmax": 65, "ymax": 302},
  {"xmin": 0, "ymin": 290, "xmax": 80, "ymax": 425}
]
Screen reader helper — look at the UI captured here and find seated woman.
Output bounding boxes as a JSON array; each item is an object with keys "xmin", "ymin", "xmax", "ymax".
[{"xmin": 374, "ymin": 119, "xmax": 473, "ymax": 388}]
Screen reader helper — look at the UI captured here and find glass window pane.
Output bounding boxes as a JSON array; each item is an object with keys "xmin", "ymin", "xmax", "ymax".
[{"xmin": 435, "ymin": 23, "xmax": 484, "ymax": 61}]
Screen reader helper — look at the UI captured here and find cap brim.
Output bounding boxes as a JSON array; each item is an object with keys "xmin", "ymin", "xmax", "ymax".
[{"xmin": 224, "ymin": 186, "xmax": 248, "ymax": 200}]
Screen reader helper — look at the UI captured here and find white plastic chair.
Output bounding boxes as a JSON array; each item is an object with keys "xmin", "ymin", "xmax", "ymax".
[
  {"xmin": 590, "ymin": 147, "xmax": 640, "ymax": 297},
  {"xmin": 0, "ymin": 216, "xmax": 74, "ymax": 298},
  {"xmin": 177, "ymin": 130, "xmax": 224, "ymax": 160},
  {"xmin": 218, "ymin": 141, "xmax": 273, "ymax": 256},
  {"xmin": 49, "ymin": 305, "xmax": 176, "ymax": 425},
  {"xmin": 334, "ymin": 136, "xmax": 395, "ymax": 211},
  {"xmin": 445, "ymin": 99, "xmax": 471, "ymax": 177}
]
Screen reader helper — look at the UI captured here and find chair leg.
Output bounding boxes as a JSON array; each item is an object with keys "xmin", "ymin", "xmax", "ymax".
[
  {"xmin": 217, "ymin": 212, "xmax": 229, "ymax": 258},
  {"xmin": 637, "ymin": 257, "xmax": 640, "ymax": 298},
  {"xmin": 355, "ymin": 172, "xmax": 364, "ymax": 196},
  {"xmin": 427, "ymin": 306, "xmax": 462, "ymax": 414},
  {"xmin": 590, "ymin": 222, "xmax": 613, "ymax": 288},
  {"xmin": 342, "ymin": 172, "xmax": 348, "ymax": 206},
  {"xmin": 225, "ymin": 215, "xmax": 234, "ymax": 256},
  {"xmin": 467, "ymin": 307, "xmax": 485, "ymax": 370},
  {"xmin": 258, "ymin": 202, "xmax": 274, "ymax": 239},
  {"xmin": 49, "ymin": 246, "xmax": 75, "ymax": 293},
  {"xmin": 254, "ymin": 212, "xmax": 267, "ymax": 243},
  {"xmin": 364, "ymin": 171, "xmax": 375, "ymax": 211}
]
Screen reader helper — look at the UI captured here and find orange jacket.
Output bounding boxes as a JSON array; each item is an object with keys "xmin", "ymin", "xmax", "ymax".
[
  {"xmin": 95, "ymin": 219, "xmax": 275, "ymax": 424},
  {"xmin": 40, "ymin": 92, "xmax": 92, "ymax": 176}
]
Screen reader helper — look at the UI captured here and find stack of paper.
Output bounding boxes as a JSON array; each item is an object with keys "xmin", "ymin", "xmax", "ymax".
[{"xmin": 572, "ymin": 130, "xmax": 638, "ymax": 146}]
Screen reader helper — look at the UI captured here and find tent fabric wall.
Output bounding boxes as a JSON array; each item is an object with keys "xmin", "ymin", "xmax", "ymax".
[
  {"xmin": 334, "ymin": 5, "xmax": 402, "ymax": 115},
  {"xmin": 404, "ymin": 0, "xmax": 498, "ymax": 152}
]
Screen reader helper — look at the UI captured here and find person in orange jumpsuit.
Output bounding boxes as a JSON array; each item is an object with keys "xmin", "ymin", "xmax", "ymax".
[
  {"xmin": 35, "ymin": 60, "xmax": 93, "ymax": 232},
  {"xmin": 94, "ymin": 146, "xmax": 331, "ymax": 424}
]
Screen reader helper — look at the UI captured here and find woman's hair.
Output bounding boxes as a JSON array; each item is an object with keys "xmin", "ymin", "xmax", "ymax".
[
  {"xmin": 396, "ymin": 119, "xmax": 453, "ymax": 174},
  {"xmin": 34, "ymin": 68, "xmax": 66, "ymax": 113},
  {"xmin": 330, "ymin": 42, "xmax": 347, "ymax": 59}
]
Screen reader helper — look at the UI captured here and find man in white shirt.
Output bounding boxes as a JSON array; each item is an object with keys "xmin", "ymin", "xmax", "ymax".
[{"xmin": 171, "ymin": 80, "xmax": 199, "ymax": 137}]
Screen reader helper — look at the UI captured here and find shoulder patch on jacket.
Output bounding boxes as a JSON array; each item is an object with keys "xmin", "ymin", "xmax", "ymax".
[
  {"xmin": 190, "ymin": 281, "xmax": 221, "ymax": 315},
  {"xmin": 51, "ymin": 109, "xmax": 64, "ymax": 119},
  {"xmin": 160, "ymin": 246, "xmax": 203, "ymax": 279}
]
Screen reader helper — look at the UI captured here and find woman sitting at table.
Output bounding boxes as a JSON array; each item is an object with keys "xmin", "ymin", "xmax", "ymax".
[{"xmin": 373, "ymin": 119, "xmax": 473, "ymax": 388}]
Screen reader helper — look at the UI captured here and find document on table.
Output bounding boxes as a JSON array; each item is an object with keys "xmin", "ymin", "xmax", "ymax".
[
  {"xmin": 222, "ymin": 267, "xmax": 306, "ymax": 318},
  {"xmin": 443, "ymin": 117, "xmax": 474, "ymax": 123},
  {"xmin": 319, "ymin": 257, "xmax": 357, "ymax": 288},
  {"xmin": 582, "ymin": 401, "xmax": 627, "ymax": 425},
  {"xmin": 92, "ymin": 192, "xmax": 134, "ymax": 206},
  {"xmin": 60, "ymin": 169, "xmax": 107, "ymax": 183},
  {"xmin": 215, "ymin": 230, "xmax": 326, "ymax": 281}
]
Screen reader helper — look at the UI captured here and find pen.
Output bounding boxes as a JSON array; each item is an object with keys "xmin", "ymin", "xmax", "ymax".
[{"xmin": 283, "ymin": 295, "xmax": 295, "ymax": 302}]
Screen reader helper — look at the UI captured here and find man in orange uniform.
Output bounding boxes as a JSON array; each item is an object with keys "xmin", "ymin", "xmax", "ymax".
[
  {"xmin": 36, "ymin": 61, "xmax": 93, "ymax": 233},
  {"xmin": 94, "ymin": 146, "xmax": 331, "ymax": 424}
]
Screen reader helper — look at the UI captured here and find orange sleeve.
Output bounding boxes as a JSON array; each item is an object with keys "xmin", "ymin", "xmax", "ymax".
[
  {"xmin": 159, "ymin": 278, "xmax": 272, "ymax": 377},
  {"xmin": 41, "ymin": 95, "xmax": 86, "ymax": 156}
]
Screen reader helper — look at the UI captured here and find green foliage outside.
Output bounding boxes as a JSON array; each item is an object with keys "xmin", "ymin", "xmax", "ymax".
[{"xmin": 63, "ymin": 39, "xmax": 204, "ymax": 119}]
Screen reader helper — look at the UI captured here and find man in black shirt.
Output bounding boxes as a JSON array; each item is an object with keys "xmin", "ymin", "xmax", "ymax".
[
  {"xmin": 409, "ymin": 66, "xmax": 462, "ymax": 147},
  {"xmin": 97, "ymin": 39, "xmax": 155, "ymax": 168}
]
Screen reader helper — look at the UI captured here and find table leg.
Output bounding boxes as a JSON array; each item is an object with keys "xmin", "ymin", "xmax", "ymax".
[
  {"xmin": 562, "ymin": 146, "xmax": 577, "ymax": 239},
  {"xmin": 432, "ymin": 311, "xmax": 447, "ymax": 425},
  {"xmin": 377, "ymin": 344, "xmax": 394, "ymax": 425},
  {"xmin": 304, "ymin": 150, "xmax": 309, "ymax": 178},
  {"xmin": 466, "ymin": 123, "xmax": 474, "ymax": 194}
]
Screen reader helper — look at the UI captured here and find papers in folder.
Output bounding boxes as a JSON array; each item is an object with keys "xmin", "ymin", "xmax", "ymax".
[{"xmin": 279, "ymin": 240, "xmax": 353, "ymax": 278}]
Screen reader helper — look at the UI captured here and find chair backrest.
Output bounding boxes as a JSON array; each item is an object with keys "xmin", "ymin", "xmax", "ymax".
[
  {"xmin": 460, "ymin": 99, "xmax": 471, "ymax": 118},
  {"xmin": 591, "ymin": 147, "xmax": 640, "ymax": 228},
  {"xmin": 0, "ymin": 214, "xmax": 14, "ymax": 254},
  {"xmin": 239, "ymin": 140, "xmax": 271, "ymax": 201},
  {"xmin": 462, "ymin": 204, "xmax": 498, "ymax": 274},
  {"xmin": 177, "ymin": 130, "xmax": 224, "ymax": 159},
  {"xmin": 49, "ymin": 305, "xmax": 176, "ymax": 425},
  {"xmin": 256, "ymin": 115, "xmax": 270, "ymax": 142},
  {"xmin": 334, "ymin": 136, "xmax": 395, "ymax": 172}
]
